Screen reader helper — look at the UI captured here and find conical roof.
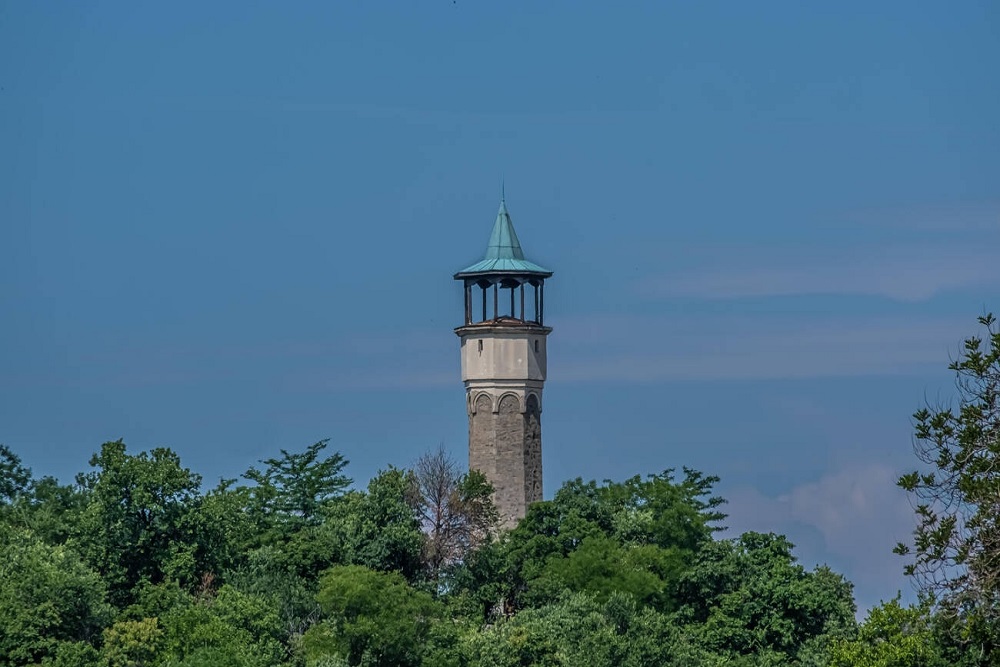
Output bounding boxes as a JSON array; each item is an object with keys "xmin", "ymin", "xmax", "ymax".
[{"xmin": 455, "ymin": 200, "xmax": 552, "ymax": 278}]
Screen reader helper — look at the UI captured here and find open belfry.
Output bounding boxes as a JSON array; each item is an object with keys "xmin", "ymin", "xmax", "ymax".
[{"xmin": 454, "ymin": 197, "xmax": 553, "ymax": 529}]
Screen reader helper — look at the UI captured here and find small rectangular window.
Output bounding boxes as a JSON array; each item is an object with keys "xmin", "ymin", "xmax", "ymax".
[
  {"xmin": 478, "ymin": 340, "xmax": 483, "ymax": 355},
  {"xmin": 534, "ymin": 340, "xmax": 539, "ymax": 353}
]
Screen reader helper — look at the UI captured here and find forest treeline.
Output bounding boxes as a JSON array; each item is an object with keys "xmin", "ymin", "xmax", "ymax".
[{"xmin": 1, "ymin": 313, "xmax": 998, "ymax": 667}]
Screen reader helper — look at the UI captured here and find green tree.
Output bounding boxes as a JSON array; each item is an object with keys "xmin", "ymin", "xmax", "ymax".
[
  {"xmin": 120, "ymin": 578, "xmax": 195, "ymax": 621},
  {"xmin": 896, "ymin": 313, "xmax": 1000, "ymax": 637},
  {"xmin": 828, "ymin": 596, "xmax": 945, "ymax": 667},
  {"xmin": 75, "ymin": 440, "xmax": 205, "ymax": 605},
  {"xmin": 153, "ymin": 585, "xmax": 287, "ymax": 667},
  {"xmin": 0, "ymin": 444, "xmax": 33, "ymax": 504},
  {"xmin": 37, "ymin": 641, "xmax": 102, "ymax": 667},
  {"xmin": 0, "ymin": 526, "xmax": 111, "ymax": 666},
  {"xmin": 18, "ymin": 474, "xmax": 91, "ymax": 545},
  {"xmin": 244, "ymin": 440, "xmax": 350, "ymax": 532},
  {"xmin": 238, "ymin": 441, "xmax": 353, "ymax": 589},
  {"xmin": 225, "ymin": 544, "xmax": 321, "ymax": 638},
  {"xmin": 187, "ymin": 479, "xmax": 257, "ymax": 585},
  {"xmin": 538, "ymin": 536, "xmax": 672, "ymax": 607},
  {"xmin": 466, "ymin": 592, "xmax": 621, "ymax": 667},
  {"xmin": 102, "ymin": 617, "xmax": 165, "ymax": 667},
  {"xmin": 465, "ymin": 591, "xmax": 690, "ymax": 667},
  {"xmin": 0, "ymin": 446, "xmax": 88, "ymax": 546},
  {"xmin": 458, "ymin": 469, "xmax": 724, "ymax": 618},
  {"xmin": 332, "ymin": 467, "xmax": 424, "ymax": 581},
  {"xmin": 304, "ymin": 565, "xmax": 444, "ymax": 667},
  {"xmin": 672, "ymin": 532, "xmax": 856, "ymax": 663}
]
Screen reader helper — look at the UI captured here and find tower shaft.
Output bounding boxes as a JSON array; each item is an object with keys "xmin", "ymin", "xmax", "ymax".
[{"xmin": 457, "ymin": 325, "xmax": 549, "ymax": 527}]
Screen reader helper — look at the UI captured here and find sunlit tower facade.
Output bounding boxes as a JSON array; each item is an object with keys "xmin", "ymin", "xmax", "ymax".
[{"xmin": 454, "ymin": 197, "xmax": 552, "ymax": 529}]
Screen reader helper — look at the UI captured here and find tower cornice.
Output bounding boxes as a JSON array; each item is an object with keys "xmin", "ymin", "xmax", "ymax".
[{"xmin": 454, "ymin": 322, "xmax": 552, "ymax": 337}]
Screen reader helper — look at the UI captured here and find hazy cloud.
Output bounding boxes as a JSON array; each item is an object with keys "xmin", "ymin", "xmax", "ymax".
[{"xmin": 723, "ymin": 463, "xmax": 916, "ymax": 613}]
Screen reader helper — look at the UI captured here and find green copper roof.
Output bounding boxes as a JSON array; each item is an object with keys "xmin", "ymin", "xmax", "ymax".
[{"xmin": 455, "ymin": 200, "xmax": 552, "ymax": 277}]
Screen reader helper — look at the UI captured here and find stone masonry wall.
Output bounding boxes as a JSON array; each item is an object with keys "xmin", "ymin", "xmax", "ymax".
[
  {"xmin": 469, "ymin": 393, "xmax": 496, "ymax": 482},
  {"xmin": 494, "ymin": 394, "xmax": 526, "ymax": 528},
  {"xmin": 524, "ymin": 393, "xmax": 542, "ymax": 504},
  {"xmin": 468, "ymin": 390, "xmax": 543, "ymax": 529}
]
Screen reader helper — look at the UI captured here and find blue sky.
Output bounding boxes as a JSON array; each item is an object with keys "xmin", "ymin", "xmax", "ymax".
[{"xmin": 2, "ymin": 2, "xmax": 998, "ymax": 612}]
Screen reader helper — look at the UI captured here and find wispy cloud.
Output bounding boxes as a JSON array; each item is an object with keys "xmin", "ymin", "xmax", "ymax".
[
  {"xmin": 640, "ymin": 244, "xmax": 1000, "ymax": 302},
  {"xmin": 286, "ymin": 368, "xmax": 457, "ymax": 392},
  {"xmin": 550, "ymin": 313, "xmax": 966, "ymax": 383},
  {"xmin": 634, "ymin": 200, "xmax": 1000, "ymax": 303},
  {"xmin": 25, "ymin": 328, "xmax": 459, "ymax": 393},
  {"xmin": 845, "ymin": 201, "xmax": 1000, "ymax": 233}
]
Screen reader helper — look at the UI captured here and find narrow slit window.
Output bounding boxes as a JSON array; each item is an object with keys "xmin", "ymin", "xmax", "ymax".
[{"xmin": 478, "ymin": 340, "xmax": 483, "ymax": 355}]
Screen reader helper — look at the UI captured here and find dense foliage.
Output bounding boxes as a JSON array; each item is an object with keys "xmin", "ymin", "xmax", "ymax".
[
  {"xmin": 1, "ymin": 314, "xmax": 997, "ymax": 665},
  {"xmin": 0, "ymin": 439, "xmax": 861, "ymax": 666}
]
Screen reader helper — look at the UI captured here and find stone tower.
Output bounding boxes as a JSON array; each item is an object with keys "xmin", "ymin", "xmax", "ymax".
[{"xmin": 454, "ymin": 197, "xmax": 552, "ymax": 529}]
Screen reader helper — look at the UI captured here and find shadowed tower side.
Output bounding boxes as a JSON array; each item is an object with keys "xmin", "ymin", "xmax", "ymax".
[{"xmin": 454, "ymin": 197, "xmax": 552, "ymax": 529}]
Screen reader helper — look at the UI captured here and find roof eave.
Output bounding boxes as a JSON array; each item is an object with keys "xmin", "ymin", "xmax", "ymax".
[{"xmin": 453, "ymin": 268, "xmax": 553, "ymax": 281}]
